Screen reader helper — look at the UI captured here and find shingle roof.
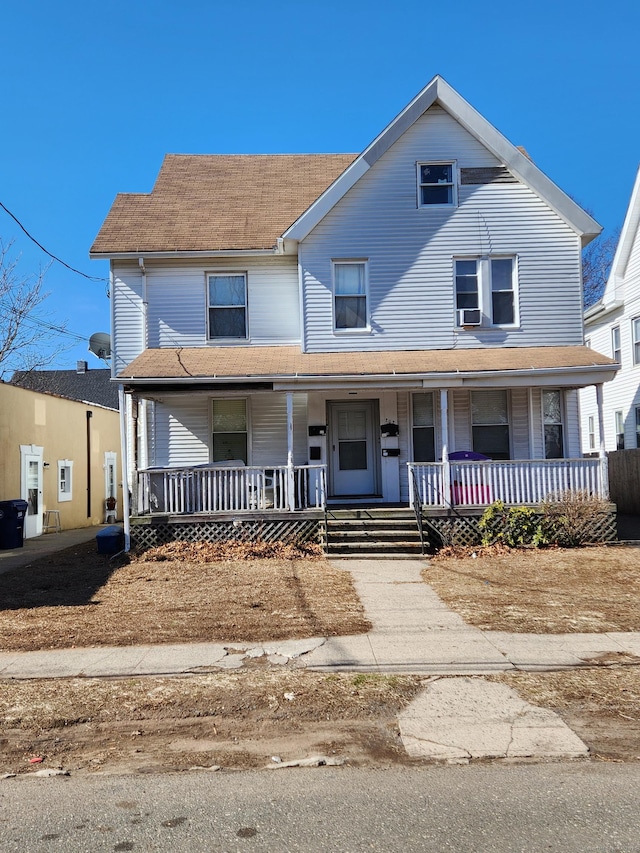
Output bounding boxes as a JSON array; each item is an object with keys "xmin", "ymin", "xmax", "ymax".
[
  {"xmin": 11, "ymin": 367, "xmax": 119, "ymax": 410},
  {"xmin": 90, "ymin": 154, "xmax": 357, "ymax": 254},
  {"xmin": 117, "ymin": 346, "xmax": 616, "ymax": 384}
]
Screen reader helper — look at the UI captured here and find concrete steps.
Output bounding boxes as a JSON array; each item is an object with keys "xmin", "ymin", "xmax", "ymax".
[{"xmin": 325, "ymin": 508, "xmax": 425, "ymax": 558}]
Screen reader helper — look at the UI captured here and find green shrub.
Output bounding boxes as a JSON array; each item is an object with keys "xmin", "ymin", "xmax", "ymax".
[{"xmin": 479, "ymin": 501, "xmax": 539, "ymax": 547}]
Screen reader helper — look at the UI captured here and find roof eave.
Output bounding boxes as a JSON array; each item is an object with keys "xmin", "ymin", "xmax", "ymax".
[{"xmin": 118, "ymin": 362, "xmax": 618, "ymax": 391}]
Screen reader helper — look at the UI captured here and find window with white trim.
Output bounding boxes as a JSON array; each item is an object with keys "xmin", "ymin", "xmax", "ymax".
[
  {"xmin": 543, "ymin": 390, "xmax": 564, "ymax": 459},
  {"xmin": 588, "ymin": 415, "xmax": 596, "ymax": 451},
  {"xmin": 333, "ymin": 261, "xmax": 368, "ymax": 330},
  {"xmin": 455, "ymin": 257, "xmax": 517, "ymax": 327},
  {"xmin": 636, "ymin": 408, "xmax": 640, "ymax": 449},
  {"xmin": 412, "ymin": 393, "xmax": 436, "ymax": 462},
  {"xmin": 611, "ymin": 325, "xmax": 621, "ymax": 362},
  {"xmin": 212, "ymin": 399, "xmax": 248, "ymax": 463},
  {"xmin": 471, "ymin": 390, "xmax": 510, "ymax": 460},
  {"xmin": 633, "ymin": 318, "xmax": 640, "ymax": 365},
  {"xmin": 615, "ymin": 410, "xmax": 625, "ymax": 450},
  {"xmin": 207, "ymin": 273, "xmax": 247, "ymax": 339},
  {"xmin": 417, "ymin": 162, "xmax": 456, "ymax": 206},
  {"xmin": 57, "ymin": 460, "xmax": 73, "ymax": 502}
]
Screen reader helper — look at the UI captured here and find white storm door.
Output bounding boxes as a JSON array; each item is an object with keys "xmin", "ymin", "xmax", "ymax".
[
  {"xmin": 329, "ymin": 400, "xmax": 379, "ymax": 496},
  {"xmin": 20, "ymin": 445, "xmax": 44, "ymax": 538}
]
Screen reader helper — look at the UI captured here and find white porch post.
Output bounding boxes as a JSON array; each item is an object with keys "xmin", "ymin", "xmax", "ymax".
[
  {"xmin": 596, "ymin": 383, "xmax": 609, "ymax": 498},
  {"xmin": 440, "ymin": 389, "xmax": 452, "ymax": 507},
  {"xmin": 286, "ymin": 392, "xmax": 296, "ymax": 511},
  {"xmin": 118, "ymin": 386, "xmax": 131, "ymax": 552}
]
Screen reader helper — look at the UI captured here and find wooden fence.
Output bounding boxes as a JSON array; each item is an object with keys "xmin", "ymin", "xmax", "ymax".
[{"xmin": 607, "ymin": 450, "xmax": 640, "ymax": 514}]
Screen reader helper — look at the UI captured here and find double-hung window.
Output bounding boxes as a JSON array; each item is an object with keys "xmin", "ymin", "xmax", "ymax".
[
  {"xmin": 636, "ymin": 408, "xmax": 640, "ymax": 449},
  {"xmin": 633, "ymin": 318, "xmax": 640, "ymax": 364},
  {"xmin": 417, "ymin": 162, "xmax": 456, "ymax": 207},
  {"xmin": 543, "ymin": 390, "xmax": 564, "ymax": 459},
  {"xmin": 455, "ymin": 257, "xmax": 516, "ymax": 327},
  {"xmin": 58, "ymin": 460, "xmax": 73, "ymax": 502},
  {"xmin": 588, "ymin": 415, "xmax": 596, "ymax": 451},
  {"xmin": 471, "ymin": 390, "xmax": 510, "ymax": 460},
  {"xmin": 212, "ymin": 399, "xmax": 248, "ymax": 463},
  {"xmin": 208, "ymin": 273, "xmax": 247, "ymax": 339},
  {"xmin": 333, "ymin": 261, "xmax": 368, "ymax": 330},
  {"xmin": 615, "ymin": 410, "xmax": 625, "ymax": 450},
  {"xmin": 412, "ymin": 393, "xmax": 436, "ymax": 462},
  {"xmin": 611, "ymin": 325, "xmax": 621, "ymax": 362}
]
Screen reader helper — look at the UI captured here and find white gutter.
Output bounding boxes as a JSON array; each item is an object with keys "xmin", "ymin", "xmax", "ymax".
[
  {"xmin": 139, "ymin": 257, "xmax": 148, "ymax": 350},
  {"xmin": 90, "ymin": 248, "xmax": 279, "ymax": 260},
  {"xmin": 116, "ymin": 362, "xmax": 618, "ymax": 389}
]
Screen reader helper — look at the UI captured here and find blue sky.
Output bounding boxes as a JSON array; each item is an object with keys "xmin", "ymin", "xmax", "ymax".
[{"xmin": 1, "ymin": 0, "xmax": 639, "ymax": 371}]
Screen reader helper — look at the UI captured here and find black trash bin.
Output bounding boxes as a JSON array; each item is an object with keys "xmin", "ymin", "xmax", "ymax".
[{"xmin": 0, "ymin": 500, "xmax": 29, "ymax": 550}]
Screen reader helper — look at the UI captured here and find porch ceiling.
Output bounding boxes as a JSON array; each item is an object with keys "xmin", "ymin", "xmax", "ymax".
[{"xmin": 118, "ymin": 345, "xmax": 617, "ymax": 392}]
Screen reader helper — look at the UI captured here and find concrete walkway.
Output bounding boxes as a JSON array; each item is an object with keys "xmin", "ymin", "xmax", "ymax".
[
  {"xmin": 0, "ymin": 525, "xmax": 105, "ymax": 576},
  {"xmin": 1, "ymin": 551, "xmax": 638, "ymax": 762}
]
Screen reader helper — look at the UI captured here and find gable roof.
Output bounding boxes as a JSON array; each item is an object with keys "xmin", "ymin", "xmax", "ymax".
[
  {"xmin": 10, "ymin": 367, "xmax": 119, "ymax": 410},
  {"xmin": 600, "ymin": 165, "xmax": 640, "ymax": 307},
  {"xmin": 90, "ymin": 154, "xmax": 357, "ymax": 256},
  {"xmin": 91, "ymin": 76, "xmax": 600, "ymax": 258},
  {"xmin": 284, "ymin": 76, "xmax": 601, "ymax": 247}
]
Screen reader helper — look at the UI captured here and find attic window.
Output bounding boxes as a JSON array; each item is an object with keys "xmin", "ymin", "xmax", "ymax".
[{"xmin": 417, "ymin": 162, "xmax": 457, "ymax": 207}]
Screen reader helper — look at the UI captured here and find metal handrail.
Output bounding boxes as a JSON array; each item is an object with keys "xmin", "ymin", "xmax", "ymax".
[{"xmin": 409, "ymin": 467, "xmax": 426, "ymax": 556}]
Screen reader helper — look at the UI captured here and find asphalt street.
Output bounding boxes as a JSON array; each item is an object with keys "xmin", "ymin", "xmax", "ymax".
[{"xmin": 1, "ymin": 763, "xmax": 639, "ymax": 852}]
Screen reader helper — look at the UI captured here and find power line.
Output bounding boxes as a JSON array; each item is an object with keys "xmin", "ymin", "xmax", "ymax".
[
  {"xmin": 0, "ymin": 200, "xmax": 109, "ymax": 284},
  {"xmin": 0, "ymin": 301, "xmax": 89, "ymax": 344}
]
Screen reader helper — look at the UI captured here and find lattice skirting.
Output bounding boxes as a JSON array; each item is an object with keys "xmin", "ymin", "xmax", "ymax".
[
  {"xmin": 131, "ymin": 516, "xmax": 323, "ymax": 552},
  {"xmin": 422, "ymin": 508, "xmax": 618, "ymax": 548}
]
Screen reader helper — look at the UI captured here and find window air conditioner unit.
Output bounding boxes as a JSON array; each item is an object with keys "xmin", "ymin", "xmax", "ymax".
[{"xmin": 457, "ymin": 308, "xmax": 482, "ymax": 326}]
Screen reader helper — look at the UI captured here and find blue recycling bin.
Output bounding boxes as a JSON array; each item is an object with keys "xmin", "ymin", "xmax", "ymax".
[{"xmin": 0, "ymin": 500, "xmax": 29, "ymax": 549}]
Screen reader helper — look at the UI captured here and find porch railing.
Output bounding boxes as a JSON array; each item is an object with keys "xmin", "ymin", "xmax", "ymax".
[
  {"xmin": 138, "ymin": 464, "xmax": 326, "ymax": 515},
  {"xmin": 408, "ymin": 458, "xmax": 607, "ymax": 508}
]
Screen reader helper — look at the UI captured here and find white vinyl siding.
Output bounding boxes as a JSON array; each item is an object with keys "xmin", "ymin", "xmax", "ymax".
[
  {"xmin": 301, "ymin": 105, "xmax": 582, "ymax": 353},
  {"xmin": 152, "ymin": 398, "xmax": 211, "ymax": 467},
  {"xmin": 114, "ymin": 257, "xmax": 300, "ymax": 357},
  {"xmin": 112, "ymin": 264, "xmax": 144, "ymax": 374},
  {"xmin": 149, "ymin": 394, "xmax": 308, "ymax": 469}
]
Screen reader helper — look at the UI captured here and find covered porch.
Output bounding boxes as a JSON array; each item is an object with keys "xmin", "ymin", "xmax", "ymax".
[{"xmin": 117, "ymin": 344, "xmax": 617, "ymax": 548}]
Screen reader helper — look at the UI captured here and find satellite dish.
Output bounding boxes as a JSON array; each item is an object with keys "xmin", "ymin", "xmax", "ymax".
[{"xmin": 88, "ymin": 332, "xmax": 112, "ymax": 361}]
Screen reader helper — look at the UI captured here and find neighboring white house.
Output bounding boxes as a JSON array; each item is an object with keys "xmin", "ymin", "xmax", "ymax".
[
  {"xmin": 90, "ymin": 75, "xmax": 616, "ymax": 545},
  {"xmin": 580, "ymin": 167, "xmax": 640, "ymax": 453}
]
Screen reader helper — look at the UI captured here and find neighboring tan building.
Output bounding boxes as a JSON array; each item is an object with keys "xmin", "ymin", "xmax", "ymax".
[{"xmin": 0, "ymin": 379, "xmax": 122, "ymax": 537}]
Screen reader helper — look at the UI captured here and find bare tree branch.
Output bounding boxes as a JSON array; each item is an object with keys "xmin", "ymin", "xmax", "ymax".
[
  {"xmin": 583, "ymin": 226, "xmax": 620, "ymax": 309},
  {"xmin": 0, "ymin": 239, "xmax": 72, "ymax": 379}
]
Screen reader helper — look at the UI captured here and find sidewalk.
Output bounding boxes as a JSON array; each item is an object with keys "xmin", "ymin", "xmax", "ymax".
[
  {"xmin": 1, "ymin": 558, "xmax": 638, "ymax": 678},
  {"xmin": 0, "ymin": 525, "xmax": 106, "ymax": 577}
]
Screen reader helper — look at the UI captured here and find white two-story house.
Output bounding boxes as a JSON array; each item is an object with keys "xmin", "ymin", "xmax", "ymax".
[
  {"xmin": 581, "ymin": 167, "xmax": 640, "ymax": 453},
  {"xmin": 91, "ymin": 76, "xmax": 617, "ymax": 550}
]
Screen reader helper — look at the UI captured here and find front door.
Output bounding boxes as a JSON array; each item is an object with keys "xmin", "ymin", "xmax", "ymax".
[
  {"xmin": 20, "ymin": 445, "xmax": 43, "ymax": 539},
  {"xmin": 328, "ymin": 400, "xmax": 380, "ymax": 497}
]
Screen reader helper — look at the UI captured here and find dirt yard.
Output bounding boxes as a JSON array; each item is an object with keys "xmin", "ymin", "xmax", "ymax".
[
  {"xmin": 0, "ymin": 541, "xmax": 370, "ymax": 652},
  {"xmin": 424, "ymin": 545, "xmax": 640, "ymax": 633},
  {"xmin": 1, "ymin": 541, "xmax": 639, "ymax": 774}
]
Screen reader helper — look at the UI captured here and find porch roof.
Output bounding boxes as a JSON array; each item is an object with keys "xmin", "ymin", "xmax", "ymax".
[{"xmin": 118, "ymin": 345, "xmax": 617, "ymax": 391}]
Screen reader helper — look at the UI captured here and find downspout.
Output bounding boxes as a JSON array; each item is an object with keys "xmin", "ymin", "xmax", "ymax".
[
  {"xmin": 139, "ymin": 257, "xmax": 148, "ymax": 350},
  {"xmin": 86, "ymin": 411, "xmax": 93, "ymax": 518},
  {"xmin": 119, "ymin": 386, "xmax": 131, "ymax": 552}
]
